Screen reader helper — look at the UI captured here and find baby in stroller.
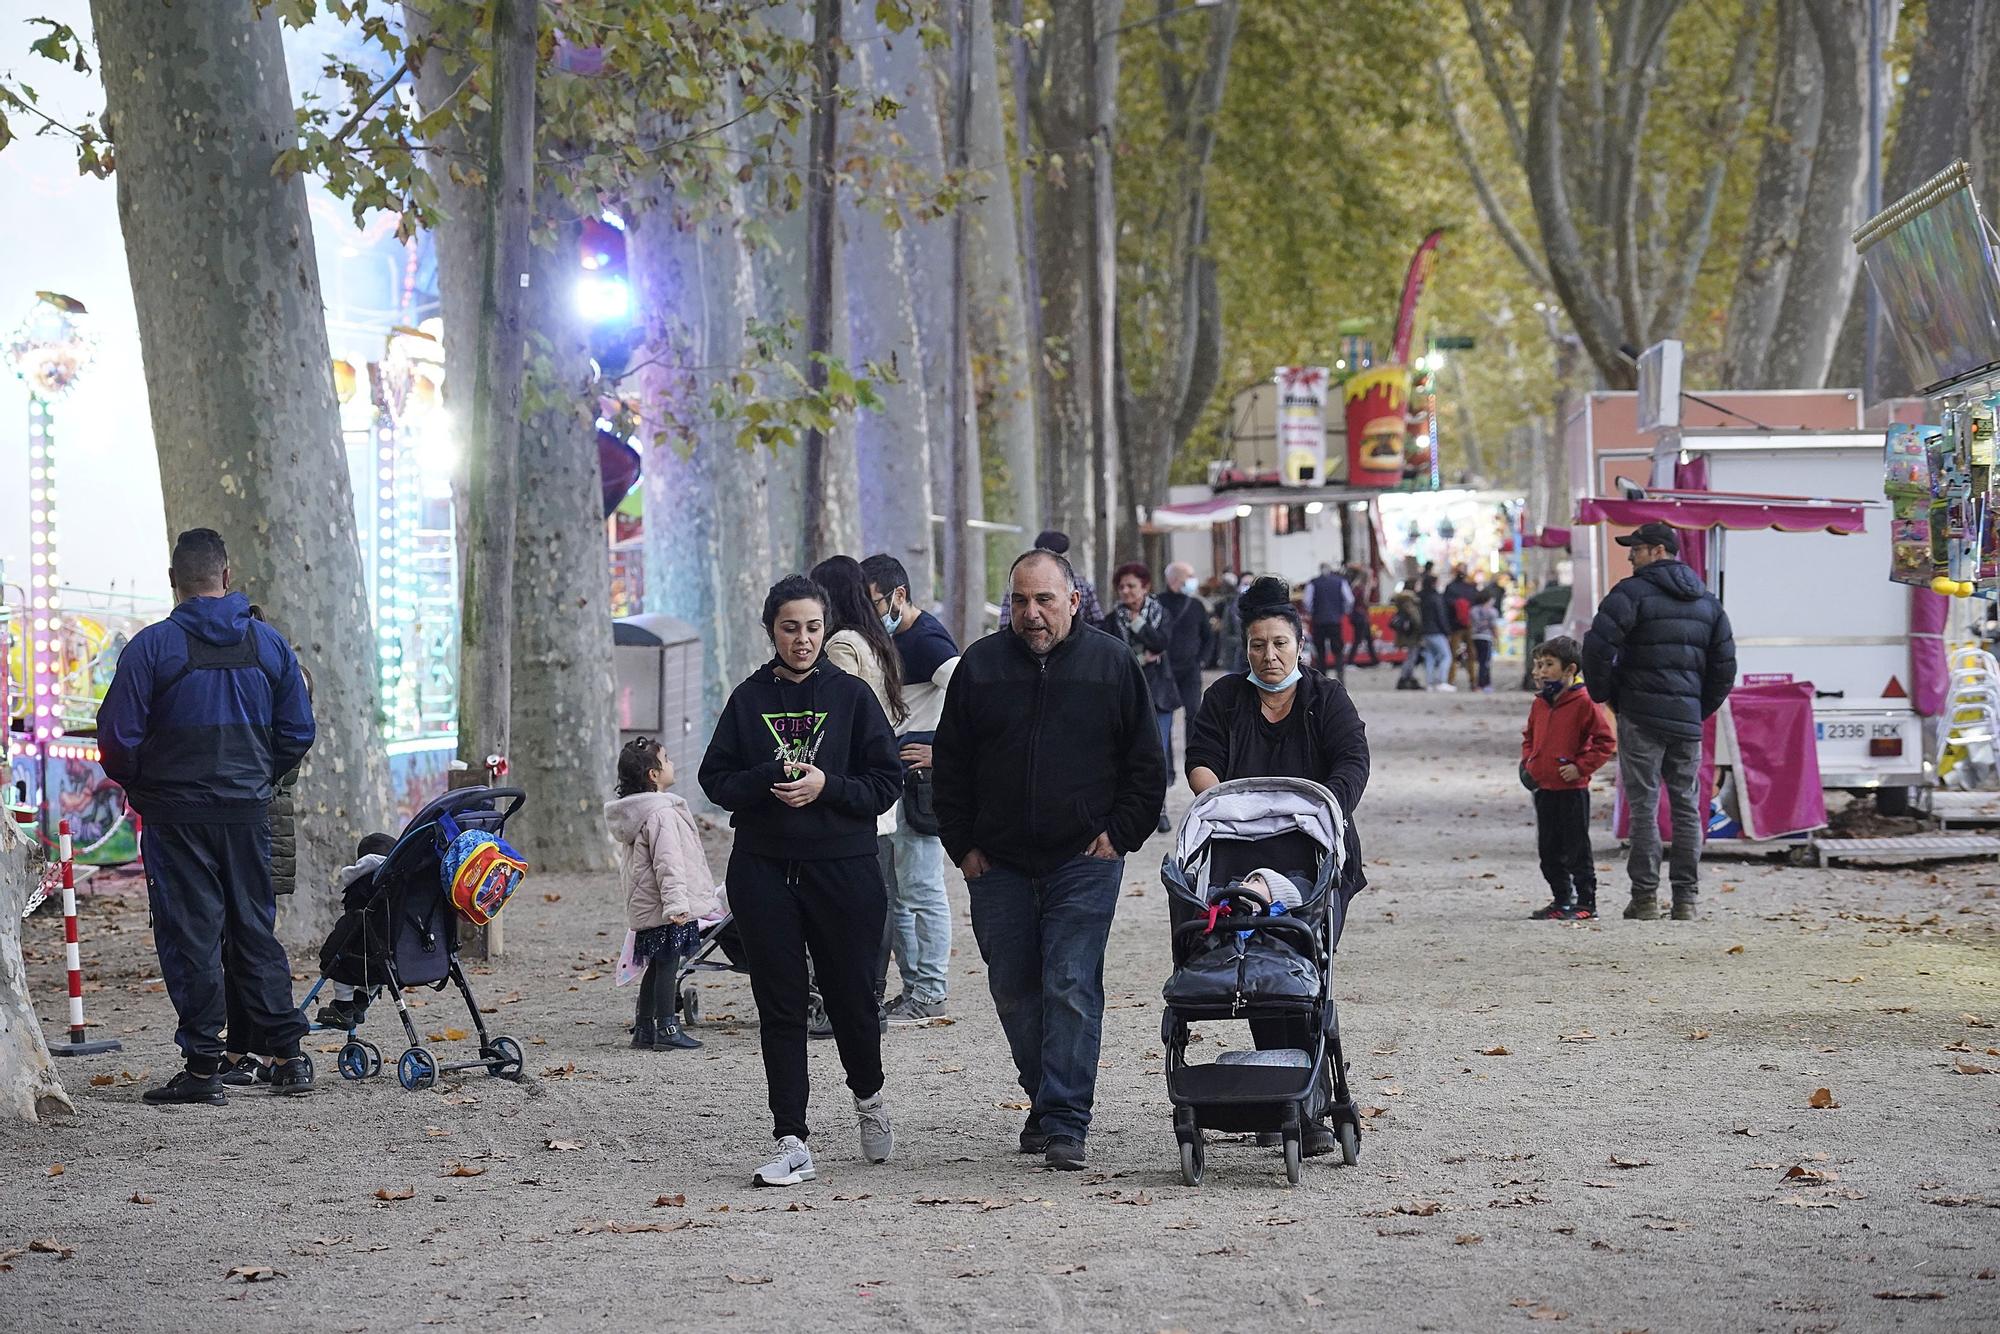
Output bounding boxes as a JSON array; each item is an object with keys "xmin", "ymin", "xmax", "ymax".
[
  {"xmin": 1160, "ymin": 776, "xmax": 1361, "ymax": 1186},
  {"xmin": 314, "ymin": 832, "xmax": 398, "ymax": 1030}
]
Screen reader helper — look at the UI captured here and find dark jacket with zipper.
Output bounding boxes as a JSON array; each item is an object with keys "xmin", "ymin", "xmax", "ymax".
[
  {"xmin": 698, "ymin": 655, "xmax": 903, "ymax": 862},
  {"xmin": 97, "ymin": 592, "xmax": 315, "ymax": 825},
  {"xmin": 1184, "ymin": 667, "xmax": 1370, "ymax": 900},
  {"xmin": 1582, "ymin": 559, "xmax": 1736, "ymax": 740},
  {"xmin": 933, "ymin": 622, "xmax": 1168, "ymax": 877}
]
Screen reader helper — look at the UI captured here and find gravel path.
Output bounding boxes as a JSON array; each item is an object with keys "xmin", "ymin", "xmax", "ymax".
[{"xmin": 5, "ymin": 670, "xmax": 2000, "ymax": 1332}]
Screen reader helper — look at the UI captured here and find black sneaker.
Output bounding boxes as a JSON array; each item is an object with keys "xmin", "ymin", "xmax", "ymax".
[
  {"xmin": 315, "ymin": 997, "xmax": 368, "ymax": 1030},
  {"xmin": 267, "ymin": 1057, "xmax": 314, "ymax": 1096},
  {"xmin": 1528, "ymin": 902, "xmax": 1572, "ymax": 921},
  {"xmin": 217, "ymin": 1055, "xmax": 262, "ymax": 1087},
  {"xmin": 1019, "ymin": 1117, "xmax": 1050, "ymax": 1155},
  {"xmin": 1302, "ymin": 1122, "xmax": 1340, "ymax": 1158},
  {"xmin": 1044, "ymin": 1135, "xmax": 1087, "ymax": 1171},
  {"xmin": 143, "ymin": 1069, "xmax": 226, "ymax": 1106}
]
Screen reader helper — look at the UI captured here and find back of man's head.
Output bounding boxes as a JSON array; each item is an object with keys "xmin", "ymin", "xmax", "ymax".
[{"xmin": 170, "ymin": 528, "xmax": 229, "ymax": 595}]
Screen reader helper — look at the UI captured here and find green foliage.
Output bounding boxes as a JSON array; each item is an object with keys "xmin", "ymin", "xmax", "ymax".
[{"xmin": 0, "ymin": 18, "xmax": 110, "ymax": 174}]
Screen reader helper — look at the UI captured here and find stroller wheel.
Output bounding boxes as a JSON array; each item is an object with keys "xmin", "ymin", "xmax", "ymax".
[
  {"xmin": 1179, "ymin": 1138, "xmax": 1205, "ymax": 1187},
  {"xmin": 485, "ymin": 1034, "xmax": 524, "ymax": 1080},
  {"xmin": 680, "ymin": 986, "xmax": 702, "ymax": 1026},
  {"xmin": 360, "ymin": 1040, "xmax": 383, "ymax": 1079},
  {"xmin": 1338, "ymin": 1121, "xmax": 1360, "ymax": 1167},
  {"xmin": 1282, "ymin": 1133, "xmax": 1303, "ymax": 1186},
  {"xmin": 337, "ymin": 1040, "xmax": 370, "ymax": 1082},
  {"xmin": 397, "ymin": 1046, "xmax": 439, "ymax": 1091}
]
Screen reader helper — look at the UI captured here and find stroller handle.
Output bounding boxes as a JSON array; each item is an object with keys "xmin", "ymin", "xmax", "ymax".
[{"xmin": 416, "ymin": 784, "xmax": 527, "ymax": 830}]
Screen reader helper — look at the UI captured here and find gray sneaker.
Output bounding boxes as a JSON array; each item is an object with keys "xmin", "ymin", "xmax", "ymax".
[
  {"xmin": 855, "ymin": 1092, "xmax": 896, "ymax": 1163},
  {"xmin": 884, "ymin": 993, "xmax": 949, "ymax": 1026},
  {"xmin": 753, "ymin": 1135, "xmax": 816, "ymax": 1187}
]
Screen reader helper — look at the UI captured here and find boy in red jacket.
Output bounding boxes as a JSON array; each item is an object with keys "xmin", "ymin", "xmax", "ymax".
[{"xmin": 1521, "ymin": 636, "xmax": 1617, "ymax": 920}]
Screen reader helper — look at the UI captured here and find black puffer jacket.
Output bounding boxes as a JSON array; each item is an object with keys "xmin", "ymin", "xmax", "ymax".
[{"xmin": 1582, "ymin": 560, "xmax": 1736, "ymax": 739}]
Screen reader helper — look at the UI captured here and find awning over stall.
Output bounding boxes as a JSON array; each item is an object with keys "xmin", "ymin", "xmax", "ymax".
[{"xmin": 1572, "ymin": 492, "xmax": 1867, "ymax": 535}]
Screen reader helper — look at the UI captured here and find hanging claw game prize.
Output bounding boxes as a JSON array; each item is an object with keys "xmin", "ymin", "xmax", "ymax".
[{"xmin": 1884, "ymin": 423, "xmax": 1936, "ymax": 587}]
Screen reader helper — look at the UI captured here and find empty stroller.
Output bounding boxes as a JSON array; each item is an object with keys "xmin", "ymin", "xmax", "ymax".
[
  {"xmin": 304, "ymin": 785, "xmax": 529, "ymax": 1090},
  {"xmin": 1160, "ymin": 776, "xmax": 1361, "ymax": 1185}
]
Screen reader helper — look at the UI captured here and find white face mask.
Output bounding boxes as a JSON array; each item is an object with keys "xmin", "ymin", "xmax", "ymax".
[{"xmin": 1180, "ymin": 577, "xmax": 1199, "ymax": 596}]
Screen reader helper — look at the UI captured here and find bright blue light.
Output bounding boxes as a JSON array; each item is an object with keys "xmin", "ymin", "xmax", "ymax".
[{"xmin": 575, "ymin": 275, "xmax": 631, "ymax": 324}]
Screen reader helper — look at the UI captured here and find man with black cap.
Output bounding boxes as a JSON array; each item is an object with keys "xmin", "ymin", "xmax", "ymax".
[
  {"xmin": 1582, "ymin": 521, "xmax": 1736, "ymax": 922},
  {"xmin": 997, "ymin": 529, "xmax": 1104, "ymax": 631}
]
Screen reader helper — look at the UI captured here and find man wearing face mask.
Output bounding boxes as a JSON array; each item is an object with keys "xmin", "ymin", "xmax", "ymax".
[
  {"xmin": 1184, "ymin": 575, "xmax": 1370, "ymax": 1160},
  {"xmin": 1156, "ymin": 561, "xmax": 1215, "ymax": 783},
  {"xmin": 859, "ymin": 554, "xmax": 962, "ymax": 1024}
]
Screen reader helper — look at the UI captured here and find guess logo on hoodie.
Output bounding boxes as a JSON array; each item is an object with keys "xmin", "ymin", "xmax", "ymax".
[{"xmin": 763, "ymin": 710, "xmax": 828, "ymax": 768}]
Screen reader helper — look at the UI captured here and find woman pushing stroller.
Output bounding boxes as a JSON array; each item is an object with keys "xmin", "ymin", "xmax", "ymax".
[
  {"xmin": 1184, "ymin": 575, "xmax": 1371, "ymax": 1159},
  {"xmin": 699, "ymin": 574, "xmax": 905, "ymax": 1187}
]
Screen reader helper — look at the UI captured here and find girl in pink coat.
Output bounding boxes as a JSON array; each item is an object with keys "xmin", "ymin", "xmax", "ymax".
[{"xmin": 605, "ymin": 737, "xmax": 719, "ymax": 1050}]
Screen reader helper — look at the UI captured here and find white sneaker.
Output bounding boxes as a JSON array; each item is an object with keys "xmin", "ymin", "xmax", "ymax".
[
  {"xmin": 752, "ymin": 1135, "xmax": 816, "ymax": 1186},
  {"xmin": 1434, "ymin": 682, "xmax": 1458, "ymax": 692},
  {"xmin": 855, "ymin": 1091, "xmax": 896, "ymax": 1163}
]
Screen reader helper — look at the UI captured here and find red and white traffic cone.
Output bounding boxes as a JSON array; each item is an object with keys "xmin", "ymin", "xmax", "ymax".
[{"xmin": 50, "ymin": 818, "xmax": 121, "ymax": 1057}]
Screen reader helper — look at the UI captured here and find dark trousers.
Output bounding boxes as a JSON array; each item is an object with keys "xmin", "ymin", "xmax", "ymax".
[
  {"xmin": 968, "ymin": 853, "xmax": 1123, "ymax": 1142},
  {"xmin": 1312, "ymin": 623, "xmax": 1345, "ymax": 677},
  {"xmin": 1534, "ymin": 788, "xmax": 1596, "ymax": 910},
  {"xmin": 1347, "ymin": 610, "xmax": 1377, "ymax": 665},
  {"xmin": 1472, "ymin": 638, "xmax": 1493, "ymax": 689},
  {"xmin": 729, "ymin": 850, "xmax": 887, "ymax": 1142},
  {"xmin": 871, "ymin": 834, "xmax": 897, "ymax": 1002},
  {"xmin": 144, "ymin": 819, "xmax": 307, "ymax": 1068}
]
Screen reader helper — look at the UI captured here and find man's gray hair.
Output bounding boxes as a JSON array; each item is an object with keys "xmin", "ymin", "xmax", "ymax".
[{"xmin": 1010, "ymin": 546, "xmax": 1077, "ymax": 591}]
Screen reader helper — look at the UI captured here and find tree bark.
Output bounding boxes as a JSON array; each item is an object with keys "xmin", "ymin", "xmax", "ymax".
[
  {"xmin": 92, "ymin": 0, "xmax": 390, "ymax": 943},
  {"xmin": 0, "ymin": 836, "xmax": 72, "ymax": 1123},
  {"xmin": 1762, "ymin": 0, "xmax": 1875, "ymax": 389},
  {"xmin": 506, "ymin": 221, "xmax": 617, "ymax": 872},
  {"xmin": 455, "ymin": 0, "xmax": 538, "ymax": 773},
  {"xmin": 947, "ymin": 0, "xmax": 985, "ymax": 643},
  {"xmin": 1030, "ymin": 0, "xmax": 1106, "ymax": 575},
  {"xmin": 799, "ymin": 0, "xmax": 842, "ymax": 560},
  {"xmin": 843, "ymin": 8, "xmax": 938, "ymax": 600}
]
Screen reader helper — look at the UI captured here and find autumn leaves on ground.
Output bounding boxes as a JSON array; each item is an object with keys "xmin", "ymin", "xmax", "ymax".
[{"xmin": 4, "ymin": 673, "xmax": 2000, "ymax": 1332}]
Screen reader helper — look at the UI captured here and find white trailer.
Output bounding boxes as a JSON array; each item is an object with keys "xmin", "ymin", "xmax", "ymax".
[{"xmin": 1664, "ymin": 430, "xmax": 1929, "ymax": 809}]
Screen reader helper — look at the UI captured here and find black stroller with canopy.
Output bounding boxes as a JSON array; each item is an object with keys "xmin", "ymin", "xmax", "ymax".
[
  {"xmin": 1160, "ymin": 776, "xmax": 1361, "ymax": 1185},
  {"xmin": 305, "ymin": 785, "xmax": 528, "ymax": 1090}
]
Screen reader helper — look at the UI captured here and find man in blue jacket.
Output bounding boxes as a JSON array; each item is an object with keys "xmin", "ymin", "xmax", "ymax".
[
  {"xmin": 1582, "ymin": 523, "xmax": 1736, "ymax": 922},
  {"xmin": 98, "ymin": 529, "xmax": 318, "ymax": 1104}
]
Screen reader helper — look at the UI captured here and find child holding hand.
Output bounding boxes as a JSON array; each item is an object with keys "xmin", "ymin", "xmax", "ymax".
[
  {"xmin": 1521, "ymin": 636, "xmax": 1616, "ymax": 920},
  {"xmin": 605, "ymin": 737, "xmax": 718, "ymax": 1050}
]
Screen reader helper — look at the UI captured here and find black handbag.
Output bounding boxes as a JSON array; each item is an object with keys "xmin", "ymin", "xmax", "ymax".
[{"xmin": 902, "ymin": 765, "xmax": 940, "ymax": 837}]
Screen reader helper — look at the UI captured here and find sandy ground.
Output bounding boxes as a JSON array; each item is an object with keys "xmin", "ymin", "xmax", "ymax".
[{"xmin": 6, "ymin": 668, "xmax": 2000, "ymax": 1333}]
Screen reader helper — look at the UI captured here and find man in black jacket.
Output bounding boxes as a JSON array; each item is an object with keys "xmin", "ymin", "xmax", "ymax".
[
  {"xmin": 1582, "ymin": 523, "xmax": 1737, "ymax": 921},
  {"xmin": 934, "ymin": 549, "xmax": 1168, "ymax": 1172}
]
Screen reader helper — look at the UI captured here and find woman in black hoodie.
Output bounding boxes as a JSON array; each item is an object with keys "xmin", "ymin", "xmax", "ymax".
[{"xmin": 698, "ymin": 574, "xmax": 905, "ymax": 1187}]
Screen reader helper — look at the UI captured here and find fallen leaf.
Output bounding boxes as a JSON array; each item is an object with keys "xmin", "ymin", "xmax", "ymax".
[
  {"xmin": 996, "ymin": 1100, "xmax": 1032, "ymax": 1111},
  {"xmin": 1687, "ymin": 1029, "xmax": 1711, "ymax": 1041},
  {"xmin": 1557, "ymin": 1031, "xmax": 1597, "ymax": 1043},
  {"xmin": 1784, "ymin": 1165, "xmax": 1837, "ymax": 1184},
  {"xmin": 1453, "ymin": 1234, "xmax": 1482, "ymax": 1245},
  {"xmin": 1927, "ymin": 1195, "xmax": 2000, "ymax": 1208},
  {"xmin": 542, "ymin": 893, "xmax": 562, "ymax": 903},
  {"xmin": 1608, "ymin": 1156, "xmax": 1654, "ymax": 1169},
  {"xmin": 89, "ymin": 1074, "xmax": 114, "ymax": 1086},
  {"xmin": 576, "ymin": 1219, "xmax": 692, "ymax": 1235},
  {"xmin": 46, "ymin": 1163, "xmax": 63, "ymax": 1178},
  {"xmin": 1641, "ymin": 1218, "xmax": 1688, "ymax": 1232},
  {"xmin": 653, "ymin": 1194, "xmax": 686, "ymax": 1208},
  {"xmin": 1807, "ymin": 1087, "xmax": 1839, "ymax": 1110},
  {"xmin": 1359, "ymin": 1106, "xmax": 1390, "ymax": 1119},
  {"xmin": 1395, "ymin": 1201, "xmax": 1442, "ymax": 1217},
  {"xmin": 373, "ymin": 1186, "xmax": 416, "ymax": 1201},
  {"xmin": 443, "ymin": 1164, "xmax": 485, "ymax": 1178},
  {"xmin": 28, "ymin": 1238, "xmax": 74, "ymax": 1258},
  {"xmin": 1477, "ymin": 1045, "xmax": 1511, "ymax": 1057},
  {"xmin": 1725, "ymin": 944, "xmax": 1744, "ymax": 955},
  {"xmin": 1582, "ymin": 1181, "xmax": 1617, "ymax": 1189},
  {"xmin": 226, "ymin": 1264, "xmax": 283, "ymax": 1282},
  {"xmin": 1732, "ymin": 1126, "xmax": 1762, "ymax": 1137},
  {"xmin": 541, "ymin": 1062, "xmax": 577, "ymax": 1079},
  {"xmin": 546, "ymin": 1140, "xmax": 584, "ymax": 1152},
  {"xmin": 1953, "ymin": 1062, "xmax": 1993, "ymax": 1076},
  {"xmin": 726, "ymin": 1273, "xmax": 773, "ymax": 1286},
  {"xmin": 785, "ymin": 1202, "xmax": 816, "ymax": 1213},
  {"xmin": 128, "ymin": 1193, "xmax": 156, "ymax": 1206}
]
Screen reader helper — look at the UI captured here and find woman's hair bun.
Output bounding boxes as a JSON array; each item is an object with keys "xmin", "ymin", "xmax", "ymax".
[{"xmin": 1240, "ymin": 576, "xmax": 1293, "ymax": 613}]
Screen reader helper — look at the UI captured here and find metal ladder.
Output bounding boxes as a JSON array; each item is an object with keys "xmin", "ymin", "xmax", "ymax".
[{"xmin": 1938, "ymin": 644, "xmax": 2000, "ymax": 791}]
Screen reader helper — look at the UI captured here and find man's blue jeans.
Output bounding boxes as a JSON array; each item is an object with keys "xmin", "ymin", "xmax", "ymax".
[
  {"xmin": 887, "ymin": 821, "xmax": 952, "ymax": 1003},
  {"xmin": 967, "ymin": 853, "xmax": 1123, "ymax": 1142},
  {"xmin": 1419, "ymin": 633, "xmax": 1451, "ymax": 687}
]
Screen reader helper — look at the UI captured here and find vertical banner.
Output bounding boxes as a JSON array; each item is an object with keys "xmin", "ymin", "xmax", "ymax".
[
  {"xmin": 1275, "ymin": 366, "xmax": 1329, "ymax": 484},
  {"xmin": 1343, "ymin": 366, "xmax": 1410, "ymax": 488}
]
